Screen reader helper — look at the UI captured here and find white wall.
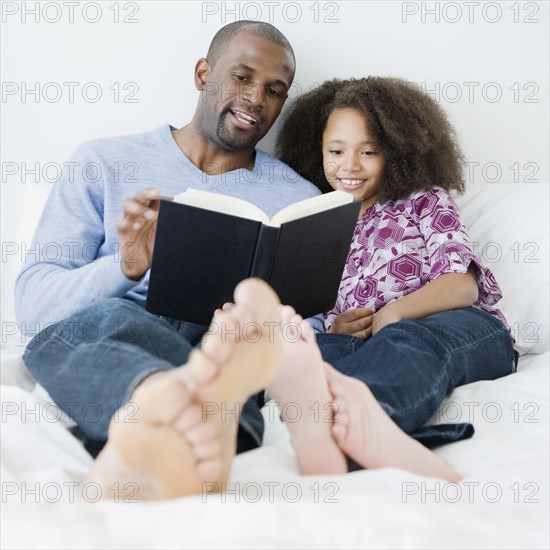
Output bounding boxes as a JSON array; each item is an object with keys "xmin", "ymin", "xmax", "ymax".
[{"xmin": 1, "ymin": 0, "xmax": 549, "ymax": 261}]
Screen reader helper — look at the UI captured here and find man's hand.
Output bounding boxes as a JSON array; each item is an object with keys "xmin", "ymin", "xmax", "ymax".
[
  {"xmin": 328, "ymin": 308, "xmax": 374, "ymax": 339},
  {"xmin": 116, "ymin": 188, "xmax": 163, "ymax": 281}
]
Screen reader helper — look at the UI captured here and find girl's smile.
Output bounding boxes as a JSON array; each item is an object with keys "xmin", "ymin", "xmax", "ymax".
[{"xmin": 322, "ymin": 108, "xmax": 385, "ymax": 213}]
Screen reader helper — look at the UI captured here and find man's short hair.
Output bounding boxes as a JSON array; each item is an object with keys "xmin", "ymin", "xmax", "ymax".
[{"xmin": 206, "ymin": 20, "xmax": 295, "ymax": 70}]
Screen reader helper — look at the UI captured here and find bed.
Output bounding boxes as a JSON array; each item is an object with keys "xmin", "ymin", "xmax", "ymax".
[{"xmin": 1, "ymin": 182, "xmax": 548, "ymax": 549}]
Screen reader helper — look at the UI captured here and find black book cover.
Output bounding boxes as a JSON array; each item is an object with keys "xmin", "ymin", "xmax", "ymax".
[
  {"xmin": 146, "ymin": 199, "xmax": 360, "ymax": 324},
  {"xmin": 267, "ymin": 202, "xmax": 360, "ymax": 318}
]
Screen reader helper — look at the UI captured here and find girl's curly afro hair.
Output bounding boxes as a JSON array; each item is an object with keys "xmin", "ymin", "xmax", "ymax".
[{"xmin": 276, "ymin": 77, "xmax": 466, "ymax": 201}]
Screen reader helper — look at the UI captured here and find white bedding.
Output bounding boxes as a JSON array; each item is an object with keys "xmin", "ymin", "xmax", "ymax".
[
  {"xmin": 1, "ymin": 183, "xmax": 549, "ymax": 548},
  {"xmin": 1, "ymin": 349, "xmax": 548, "ymax": 549}
]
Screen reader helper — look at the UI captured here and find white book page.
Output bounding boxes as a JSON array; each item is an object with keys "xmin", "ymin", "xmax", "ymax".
[
  {"xmin": 268, "ymin": 190, "xmax": 353, "ymax": 227},
  {"xmin": 173, "ymin": 189, "xmax": 269, "ymax": 223}
]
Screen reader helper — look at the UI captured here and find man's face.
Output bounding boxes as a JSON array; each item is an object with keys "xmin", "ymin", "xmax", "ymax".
[{"xmin": 197, "ymin": 33, "xmax": 295, "ymax": 152}]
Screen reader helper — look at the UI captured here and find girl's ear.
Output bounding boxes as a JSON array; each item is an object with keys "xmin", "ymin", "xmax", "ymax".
[{"xmin": 194, "ymin": 58, "xmax": 210, "ymax": 91}]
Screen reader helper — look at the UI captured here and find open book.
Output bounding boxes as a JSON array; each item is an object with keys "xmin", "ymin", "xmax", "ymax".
[{"xmin": 146, "ymin": 189, "xmax": 360, "ymax": 324}]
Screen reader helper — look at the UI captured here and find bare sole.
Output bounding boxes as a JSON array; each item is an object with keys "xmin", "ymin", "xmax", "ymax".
[
  {"xmin": 326, "ymin": 365, "xmax": 462, "ymax": 482},
  {"xmin": 88, "ymin": 278, "xmax": 283, "ymax": 500}
]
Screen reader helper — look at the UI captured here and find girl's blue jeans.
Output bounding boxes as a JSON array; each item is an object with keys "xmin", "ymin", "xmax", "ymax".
[{"xmin": 22, "ymin": 300, "xmax": 517, "ymax": 459}]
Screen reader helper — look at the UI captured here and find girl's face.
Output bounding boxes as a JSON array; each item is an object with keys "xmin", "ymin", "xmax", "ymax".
[{"xmin": 322, "ymin": 108, "xmax": 385, "ymax": 210}]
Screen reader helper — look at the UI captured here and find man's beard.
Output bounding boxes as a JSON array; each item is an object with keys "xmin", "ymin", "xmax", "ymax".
[{"xmin": 216, "ymin": 109, "xmax": 264, "ymax": 152}]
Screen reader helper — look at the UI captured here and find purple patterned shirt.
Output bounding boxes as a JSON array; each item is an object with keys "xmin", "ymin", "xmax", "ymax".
[{"xmin": 325, "ymin": 187, "xmax": 510, "ymax": 332}]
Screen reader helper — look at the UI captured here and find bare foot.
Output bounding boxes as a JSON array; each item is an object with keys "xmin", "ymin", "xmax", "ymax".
[
  {"xmin": 326, "ymin": 365, "xmax": 462, "ymax": 482},
  {"xmin": 266, "ymin": 306, "xmax": 347, "ymax": 475},
  {"xmin": 88, "ymin": 278, "xmax": 283, "ymax": 500}
]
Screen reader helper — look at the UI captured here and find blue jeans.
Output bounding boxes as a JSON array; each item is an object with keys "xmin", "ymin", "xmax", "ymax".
[
  {"xmin": 23, "ymin": 300, "xmax": 516, "ymax": 463},
  {"xmin": 316, "ymin": 306, "xmax": 518, "ymax": 455},
  {"xmin": 22, "ymin": 298, "xmax": 263, "ymax": 457}
]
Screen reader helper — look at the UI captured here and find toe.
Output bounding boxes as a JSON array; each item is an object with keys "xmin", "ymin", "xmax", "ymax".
[
  {"xmin": 201, "ymin": 309, "xmax": 248, "ymax": 364},
  {"xmin": 333, "ymin": 397, "xmax": 347, "ymax": 414},
  {"xmin": 183, "ymin": 349, "xmax": 219, "ymax": 388},
  {"xmin": 234, "ymin": 278, "xmax": 280, "ymax": 320},
  {"xmin": 173, "ymin": 403, "xmax": 203, "ymax": 432},
  {"xmin": 300, "ymin": 320, "xmax": 315, "ymax": 344},
  {"xmin": 282, "ymin": 316, "xmax": 302, "ymax": 342},
  {"xmin": 335, "ymin": 411, "xmax": 349, "ymax": 426},
  {"xmin": 279, "ymin": 304, "xmax": 296, "ymax": 325},
  {"xmin": 192, "ymin": 439, "xmax": 221, "ymax": 460},
  {"xmin": 328, "ymin": 379, "xmax": 343, "ymax": 398},
  {"xmin": 132, "ymin": 375, "xmax": 192, "ymax": 424},
  {"xmin": 185, "ymin": 422, "xmax": 217, "ymax": 446},
  {"xmin": 332, "ymin": 423, "xmax": 347, "ymax": 444},
  {"xmin": 326, "ymin": 400, "xmax": 339, "ymax": 418}
]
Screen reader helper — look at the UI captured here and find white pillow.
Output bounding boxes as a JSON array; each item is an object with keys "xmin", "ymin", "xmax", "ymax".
[{"xmin": 455, "ymin": 183, "xmax": 549, "ymax": 355}]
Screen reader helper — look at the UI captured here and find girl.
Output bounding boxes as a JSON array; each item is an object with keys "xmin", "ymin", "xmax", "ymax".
[{"xmin": 272, "ymin": 77, "xmax": 518, "ymax": 478}]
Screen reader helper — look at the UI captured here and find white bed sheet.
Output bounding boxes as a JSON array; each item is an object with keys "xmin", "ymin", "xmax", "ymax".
[{"xmin": 1, "ymin": 347, "xmax": 548, "ymax": 549}]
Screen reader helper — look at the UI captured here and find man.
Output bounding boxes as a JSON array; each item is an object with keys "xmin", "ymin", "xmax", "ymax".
[{"xmin": 17, "ymin": 21, "xmax": 319, "ymax": 457}]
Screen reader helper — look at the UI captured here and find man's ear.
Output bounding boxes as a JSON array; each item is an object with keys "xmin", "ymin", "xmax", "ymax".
[{"xmin": 194, "ymin": 58, "xmax": 210, "ymax": 91}]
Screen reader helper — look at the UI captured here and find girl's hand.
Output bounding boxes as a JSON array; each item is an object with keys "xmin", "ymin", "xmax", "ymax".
[
  {"xmin": 328, "ymin": 308, "xmax": 374, "ymax": 339},
  {"xmin": 372, "ymin": 303, "xmax": 402, "ymax": 335}
]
